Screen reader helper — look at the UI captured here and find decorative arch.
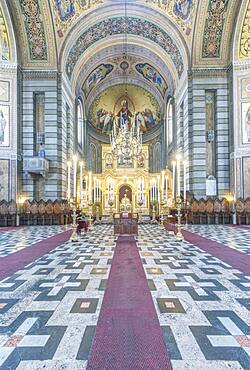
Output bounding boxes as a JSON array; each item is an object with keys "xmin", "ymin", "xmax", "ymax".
[
  {"xmin": 64, "ymin": 17, "xmax": 185, "ymax": 81},
  {"xmin": 74, "ymin": 43, "xmax": 175, "ymax": 97}
]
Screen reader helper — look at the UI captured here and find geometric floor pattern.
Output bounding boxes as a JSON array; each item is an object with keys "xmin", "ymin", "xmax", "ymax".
[
  {"xmin": 185, "ymin": 225, "xmax": 250, "ymax": 255},
  {"xmin": 0, "ymin": 226, "xmax": 70, "ymax": 257},
  {"xmin": 0, "ymin": 224, "xmax": 249, "ymax": 369}
]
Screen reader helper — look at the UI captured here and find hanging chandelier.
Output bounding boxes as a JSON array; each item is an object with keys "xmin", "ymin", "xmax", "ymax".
[
  {"xmin": 110, "ymin": 115, "xmax": 142, "ymax": 163},
  {"xmin": 109, "ymin": 0, "xmax": 143, "ymax": 163}
]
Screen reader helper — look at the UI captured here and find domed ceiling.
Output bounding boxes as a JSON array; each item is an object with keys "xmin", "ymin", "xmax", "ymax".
[{"xmin": 4, "ymin": 0, "xmax": 243, "ymax": 94}]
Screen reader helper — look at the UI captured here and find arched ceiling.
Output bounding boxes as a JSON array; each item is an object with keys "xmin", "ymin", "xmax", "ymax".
[{"xmin": 3, "ymin": 0, "xmax": 245, "ymax": 90}]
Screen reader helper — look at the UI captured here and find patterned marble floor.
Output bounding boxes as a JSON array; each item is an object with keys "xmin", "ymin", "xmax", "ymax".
[
  {"xmin": 185, "ymin": 225, "xmax": 250, "ymax": 255},
  {"xmin": 0, "ymin": 224, "xmax": 249, "ymax": 369},
  {"xmin": 0, "ymin": 226, "xmax": 69, "ymax": 257}
]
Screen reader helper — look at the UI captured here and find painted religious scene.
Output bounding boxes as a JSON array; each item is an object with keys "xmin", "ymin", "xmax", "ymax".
[{"xmin": 88, "ymin": 84, "xmax": 162, "ymax": 135}]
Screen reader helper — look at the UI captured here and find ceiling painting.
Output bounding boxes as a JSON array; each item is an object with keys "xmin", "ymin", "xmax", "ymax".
[
  {"xmin": 88, "ymin": 84, "xmax": 162, "ymax": 136},
  {"xmin": 239, "ymin": 0, "xmax": 250, "ymax": 60},
  {"xmin": 82, "ymin": 63, "xmax": 113, "ymax": 97},
  {"xmin": 18, "ymin": 0, "xmax": 47, "ymax": 61},
  {"xmin": 65, "ymin": 17, "xmax": 184, "ymax": 81},
  {"xmin": 52, "ymin": 0, "xmax": 103, "ymax": 38},
  {"xmin": 0, "ymin": 5, "xmax": 11, "ymax": 62},
  {"xmin": 145, "ymin": 0, "xmax": 195, "ymax": 37},
  {"xmin": 202, "ymin": 0, "xmax": 229, "ymax": 58},
  {"xmin": 135, "ymin": 63, "xmax": 167, "ymax": 97}
]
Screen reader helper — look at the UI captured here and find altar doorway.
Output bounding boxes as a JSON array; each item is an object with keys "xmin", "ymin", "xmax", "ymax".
[{"xmin": 119, "ymin": 185, "xmax": 132, "ymax": 212}]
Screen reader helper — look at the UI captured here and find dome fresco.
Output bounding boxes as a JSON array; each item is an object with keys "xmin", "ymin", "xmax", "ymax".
[{"xmin": 88, "ymin": 84, "xmax": 162, "ymax": 135}]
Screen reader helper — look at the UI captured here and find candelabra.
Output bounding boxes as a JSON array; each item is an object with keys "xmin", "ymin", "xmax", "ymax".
[
  {"xmin": 176, "ymin": 196, "xmax": 184, "ymax": 241},
  {"xmin": 137, "ymin": 199, "xmax": 143, "ymax": 222},
  {"xmin": 151, "ymin": 202, "xmax": 157, "ymax": 223},
  {"xmin": 70, "ymin": 200, "xmax": 78, "ymax": 242},
  {"xmin": 108, "ymin": 199, "xmax": 114, "ymax": 223},
  {"xmin": 160, "ymin": 200, "xmax": 165, "ymax": 228},
  {"xmin": 88, "ymin": 201, "xmax": 93, "ymax": 230},
  {"xmin": 95, "ymin": 202, "xmax": 101, "ymax": 223}
]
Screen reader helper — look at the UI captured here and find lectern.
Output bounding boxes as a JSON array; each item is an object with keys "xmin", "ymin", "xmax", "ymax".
[{"xmin": 114, "ymin": 212, "xmax": 138, "ymax": 235}]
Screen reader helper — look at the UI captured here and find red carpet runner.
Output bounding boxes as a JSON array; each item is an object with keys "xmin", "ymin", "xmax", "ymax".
[
  {"xmin": 87, "ymin": 235, "xmax": 172, "ymax": 370},
  {"xmin": 0, "ymin": 229, "xmax": 72, "ymax": 280},
  {"xmin": 165, "ymin": 223, "xmax": 250, "ymax": 276}
]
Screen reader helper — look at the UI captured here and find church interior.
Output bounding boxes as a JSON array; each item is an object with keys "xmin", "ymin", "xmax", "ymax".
[{"xmin": 0, "ymin": 0, "xmax": 250, "ymax": 369}]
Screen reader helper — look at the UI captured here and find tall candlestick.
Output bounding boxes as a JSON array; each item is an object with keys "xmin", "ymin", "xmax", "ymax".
[
  {"xmin": 157, "ymin": 175, "xmax": 160, "ymax": 202},
  {"xmin": 85, "ymin": 176, "xmax": 88, "ymax": 202},
  {"xmin": 172, "ymin": 161, "xmax": 176, "ymax": 200},
  {"xmin": 165, "ymin": 175, "xmax": 169, "ymax": 202},
  {"xmin": 73, "ymin": 156, "xmax": 77, "ymax": 200},
  {"xmin": 183, "ymin": 160, "xmax": 187, "ymax": 203},
  {"xmin": 79, "ymin": 162, "xmax": 83, "ymax": 205},
  {"xmin": 176, "ymin": 156, "xmax": 181, "ymax": 197},
  {"xmin": 94, "ymin": 178, "xmax": 96, "ymax": 203},
  {"xmin": 161, "ymin": 171, "xmax": 165, "ymax": 198},
  {"xmin": 67, "ymin": 161, "xmax": 71, "ymax": 200},
  {"xmin": 88, "ymin": 171, "xmax": 92, "ymax": 203}
]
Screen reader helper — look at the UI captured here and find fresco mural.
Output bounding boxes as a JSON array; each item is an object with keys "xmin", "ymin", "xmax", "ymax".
[
  {"xmin": 174, "ymin": 0, "xmax": 193, "ymax": 20},
  {"xmin": 82, "ymin": 64, "xmax": 113, "ymax": 97},
  {"xmin": 135, "ymin": 63, "xmax": 167, "ymax": 97},
  {"xmin": 0, "ymin": 5, "xmax": 11, "ymax": 62},
  {"xmin": 0, "ymin": 104, "xmax": 9, "ymax": 147},
  {"xmin": 53, "ymin": 0, "xmax": 103, "ymax": 38},
  {"xmin": 145, "ymin": 0, "xmax": 195, "ymax": 36},
  {"xmin": 88, "ymin": 85, "xmax": 162, "ymax": 135},
  {"xmin": 241, "ymin": 77, "xmax": 250, "ymax": 99},
  {"xmin": 242, "ymin": 102, "xmax": 250, "ymax": 144}
]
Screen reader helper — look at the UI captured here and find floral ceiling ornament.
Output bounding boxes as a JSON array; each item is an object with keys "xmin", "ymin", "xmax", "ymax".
[
  {"xmin": 202, "ymin": 0, "xmax": 229, "ymax": 58},
  {"xmin": 239, "ymin": 0, "xmax": 250, "ymax": 59},
  {"xmin": 145, "ymin": 0, "xmax": 195, "ymax": 36},
  {"xmin": 66, "ymin": 17, "xmax": 184, "ymax": 80},
  {"xmin": 53, "ymin": 0, "xmax": 103, "ymax": 38},
  {"xmin": 19, "ymin": 0, "xmax": 47, "ymax": 60}
]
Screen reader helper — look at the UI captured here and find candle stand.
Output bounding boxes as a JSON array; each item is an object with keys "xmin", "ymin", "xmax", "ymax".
[
  {"xmin": 151, "ymin": 203, "xmax": 157, "ymax": 223},
  {"xmin": 70, "ymin": 201, "xmax": 78, "ymax": 242},
  {"xmin": 137, "ymin": 199, "xmax": 143, "ymax": 222},
  {"xmin": 88, "ymin": 201, "xmax": 93, "ymax": 230},
  {"xmin": 175, "ymin": 197, "xmax": 184, "ymax": 241},
  {"xmin": 160, "ymin": 200, "xmax": 165, "ymax": 228},
  {"xmin": 95, "ymin": 203, "xmax": 100, "ymax": 223},
  {"xmin": 108, "ymin": 199, "xmax": 114, "ymax": 223}
]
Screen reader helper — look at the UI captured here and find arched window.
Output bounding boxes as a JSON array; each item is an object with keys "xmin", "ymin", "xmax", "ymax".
[
  {"xmin": 77, "ymin": 99, "xmax": 83, "ymax": 147},
  {"xmin": 167, "ymin": 99, "xmax": 173, "ymax": 146}
]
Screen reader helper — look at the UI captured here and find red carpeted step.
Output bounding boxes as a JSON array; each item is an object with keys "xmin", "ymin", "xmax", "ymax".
[
  {"xmin": 87, "ymin": 235, "xmax": 172, "ymax": 370},
  {"xmin": 0, "ymin": 229, "xmax": 72, "ymax": 280}
]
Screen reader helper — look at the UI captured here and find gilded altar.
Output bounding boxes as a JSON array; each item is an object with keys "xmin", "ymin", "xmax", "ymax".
[{"xmin": 87, "ymin": 144, "xmax": 172, "ymax": 216}]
